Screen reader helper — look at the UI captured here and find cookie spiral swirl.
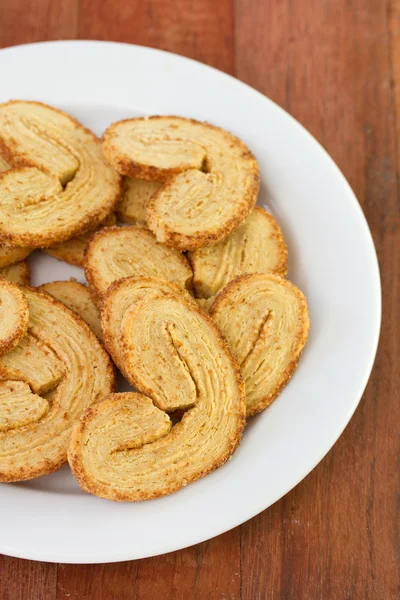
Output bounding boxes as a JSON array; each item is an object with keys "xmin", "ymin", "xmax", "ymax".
[
  {"xmin": 103, "ymin": 116, "xmax": 259, "ymax": 250},
  {"xmin": 69, "ymin": 291, "xmax": 245, "ymax": 501},
  {"xmin": 101, "ymin": 276, "xmax": 196, "ymax": 375},
  {"xmin": 0, "ymin": 101, "xmax": 120, "ymax": 248},
  {"xmin": 210, "ymin": 273, "xmax": 309, "ymax": 416},
  {"xmin": 0, "ymin": 288, "xmax": 115, "ymax": 481},
  {"xmin": 84, "ymin": 226, "xmax": 193, "ymax": 299}
]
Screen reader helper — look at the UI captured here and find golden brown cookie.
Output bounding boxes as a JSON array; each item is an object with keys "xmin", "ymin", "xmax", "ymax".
[
  {"xmin": 116, "ymin": 178, "xmax": 161, "ymax": 225},
  {"xmin": 44, "ymin": 213, "xmax": 117, "ymax": 267},
  {"xmin": 210, "ymin": 273, "xmax": 309, "ymax": 416},
  {"xmin": 0, "ymin": 279, "xmax": 29, "ymax": 357},
  {"xmin": 189, "ymin": 207, "xmax": 288, "ymax": 298},
  {"xmin": 101, "ymin": 276, "xmax": 196, "ymax": 373},
  {"xmin": 0, "ymin": 101, "xmax": 121, "ymax": 248},
  {"xmin": 39, "ymin": 280, "xmax": 102, "ymax": 339},
  {"xmin": 0, "ymin": 288, "xmax": 115, "ymax": 481},
  {"xmin": 84, "ymin": 226, "xmax": 193, "ymax": 299},
  {"xmin": 102, "ymin": 116, "xmax": 259, "ymax": 250},
  {"xmin": 68, "ymin": 293, "xmax": 245, "ymax": 501},
  {"xmin": 0, "ymin": 260, "xmax": 30, "ymax": 285}
]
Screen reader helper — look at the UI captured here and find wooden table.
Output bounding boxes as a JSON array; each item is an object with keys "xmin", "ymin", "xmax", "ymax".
[{"xmin": 0, "ymin": 1, "xmax": 397, "ymax": 598}]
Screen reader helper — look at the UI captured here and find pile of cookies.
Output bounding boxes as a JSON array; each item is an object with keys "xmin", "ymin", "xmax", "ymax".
[{"xmin": 0, "ymin": 101, "xmax": 309, "ymax": 501}]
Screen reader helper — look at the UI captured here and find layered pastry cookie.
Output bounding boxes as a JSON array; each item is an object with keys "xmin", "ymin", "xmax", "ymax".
[
  {"xmin": 0, "ymin": 101, "xmax": 120, "ymax": 247},
  {"xmin": 39, "ymin": 280, "xmax": 102, "ymax": 339},
  {"xmin": 103, "ymin": 116, "xmax": 259, "ymax": 250},
  {"xmin": 189, "ymin": 207, "xmax": 288, "ymax": 299},
  {"xmin": 0, "ymin": 279, "xmax": 29, "ymax": 356},
  {"xmin": 69, "ymin": 292, "xmax": 245, "ymax": 501},
  {"xmin": 0, "ymin": 288, "xmax": 114, "ymax": 481},
  {"xmin": 44, "ymin": 213, "xmax": 117, "ymax": 267},
  {"xmin": 0, "ymin": 261, "xmax": 30, "ymax": 285},
  {"xmin": 101, "ymin": 276, "xmax": 196, "ymax": 373},
  {"xmin": 84, "ymin": 226, "xmax": 193, "ymax": 299},
  {"xmin": 210, "ymin": 273, "xmax": 309, "ymax": 416},
  {"xmin": 116, "ymin": 178, "xmax": 162, "ymax": 226}
]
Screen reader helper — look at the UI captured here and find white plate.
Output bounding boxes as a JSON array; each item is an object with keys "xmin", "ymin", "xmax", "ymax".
[{"xmin": 0, "ymin": 41, "xmax": 381, "ymax": 564}]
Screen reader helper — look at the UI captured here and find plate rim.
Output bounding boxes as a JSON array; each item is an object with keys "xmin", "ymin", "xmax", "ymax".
[{"xmin": 0, "ymin": 39, "xmax": 382, "ymax": 564}]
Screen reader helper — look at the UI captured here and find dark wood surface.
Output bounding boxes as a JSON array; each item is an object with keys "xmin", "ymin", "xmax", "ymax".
[{"xmin": 0, "ymin": 1, "xmax": 397, "ymax": 598}]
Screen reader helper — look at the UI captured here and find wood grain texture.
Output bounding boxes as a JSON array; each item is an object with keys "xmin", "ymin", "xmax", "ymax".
[
  {"xmin": 0, "ymin": 0, "xmax": 397, "ymax": 598},
  {"xmin": 0, "ymin": 556, "xmax": 56, "ymax": 600},
  {"xmin": 0, "ymin": 0, "xmax": 78, "ymax": 47},
  {"xmin": 57, "ymin": 529, "xmax": 240, "ymax": 600},
  {"xmin": 79, "ymin": 0, "xmax": 234, "ymax": 73},
  {"xmin": 237, "ymin": 1, "xmax": 399, "ymax": 598}
]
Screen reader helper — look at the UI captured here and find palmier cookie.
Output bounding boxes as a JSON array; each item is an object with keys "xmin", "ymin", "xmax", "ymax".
[
  {"xmin": 210, "ymin": 273, "xmax": 309, "ymax": 416},
  {"xmin": 102, "ymin": 116, "xmax": 259, "ymax": 250},
  {"xmin": 69, "ymin": 292, "xmax": 245, "ymax": 501},
  {"xmin": 0, "ymin": 101, "xmax": 120, "ymax": 247},
  {"xmin": 84, "ymin": 226, "xmax": 193, "ymax": 300}
]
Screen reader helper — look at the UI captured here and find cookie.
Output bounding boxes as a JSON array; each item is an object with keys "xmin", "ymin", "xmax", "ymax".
[
  {"xmin": 84, "ymin": 226, "xmax": 193, "ymax": 299},
  {"xmin": 69, "ymin": 293, "xmax": 245, "ymax": 501},
  {"xmin": 103, "ymin": 116, "xmax": 259, "ymax": 250},
  {"xmin": 0, "ymin": 101, "xmax": 121, "ymax": 247},
  {"xmin": 210, "ymin": 273, "xmax": 309, "ymax": 416}
]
